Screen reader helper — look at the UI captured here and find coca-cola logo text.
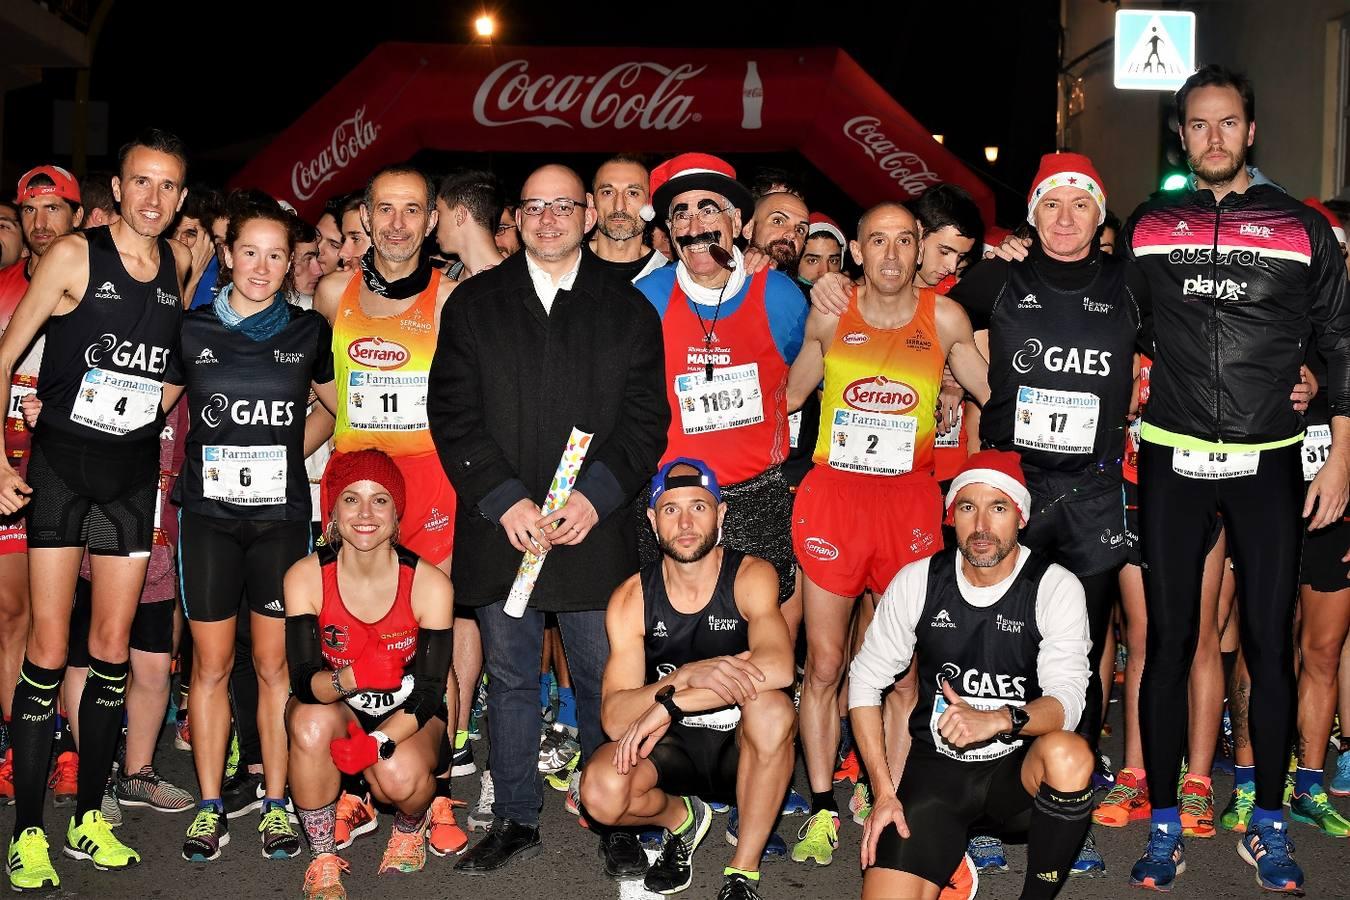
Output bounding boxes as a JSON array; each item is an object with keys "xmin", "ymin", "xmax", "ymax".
[
  {"xmin": 843, "ymin": 116, "xmax": 941, "ymax": 195},
  {"xmin": 472, "ymin": 60, "xmax": 704, "ymax": 130},
  {"xmin": 291, "ymin": 107, "xmax": 380, "ymax": 202}
]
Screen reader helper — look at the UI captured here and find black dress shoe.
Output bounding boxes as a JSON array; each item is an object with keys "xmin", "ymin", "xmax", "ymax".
[
  {"xmin": 453, "ymin": 819, "xmax": 542, "ymax": 873},
  {"xmin": 598, "ymin": 830, "xmax": 649, "ymax": 878}
]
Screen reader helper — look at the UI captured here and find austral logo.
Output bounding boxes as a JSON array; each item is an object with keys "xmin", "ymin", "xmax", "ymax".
[
  {"xmin": 842, "ymin": 375, "xmax": 918, "ymax": 415},
  {"xmin": 347, "ymin": 337, "xmax": 409, "ymax": 370}
]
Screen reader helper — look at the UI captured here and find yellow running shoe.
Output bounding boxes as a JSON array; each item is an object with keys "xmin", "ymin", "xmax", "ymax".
[
  {"xmin": 7, "ymin": 827, "xmax": 58, "ymax": 892},
  {"xmin": 64, "ymin": 810, "xmax": 139, "ymax": 869},
  {"xmin": 791, "ymin": 809, "xmax": 839, "ymax": 866}
]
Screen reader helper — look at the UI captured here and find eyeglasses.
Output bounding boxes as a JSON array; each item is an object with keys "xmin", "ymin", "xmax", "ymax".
[
  {"xmin": 671, "ymin": 205, "xmax": 732, "ymax": 226},
  {"xmin": 519, "ymin": 198, "xmax": 585, "ymax": 217},
  {"xmin": 495, "ymin": 223, "xmax": 516, "ymax": 235}
]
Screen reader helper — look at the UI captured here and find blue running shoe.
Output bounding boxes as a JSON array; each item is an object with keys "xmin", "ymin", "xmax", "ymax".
[
  {"xmin": 639, "ymin": 828, "xmax": 665, "ymax": 850},
  {"xmin": 1331, "ymin": 750, "xmax": 1350, "ymax": 797},
  {"xmin": 1130, "ymin": 825, "xmax": 1185, "ymax": 892},
  {"xmin": 1069, "ymin": 829, "xmax": 1106, "ymax": 877},
  {"xmin": 724, "ymin": 808, "xmax": 787, "ymax": 860},
  {"xmin": 781, "ymin": 789, "xmax": 810, "ymax": 816},
  {"xmin": 708, "ymin": 801, "xmax": 731, "ymax": 814},
  {"xmin": 967, "ymin": 834, "xmax": 1008, "ymax": 873},
  {"xmin": 1237, "ymin": 821, "xmax": 1305, "ymax": 894}
]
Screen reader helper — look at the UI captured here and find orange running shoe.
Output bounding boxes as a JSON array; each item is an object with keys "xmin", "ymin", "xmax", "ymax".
[
  {"xmin": 938, "ymin": 852, "xmax": 979, "ymax": 900},
  {"xmin": 334, "ymin": 792, "xmax": 378, "ymax": 850},
  {"xmin": 1093, "ymin": 768, "xmax": 1151, "ymax": 827},
  {"xmin": 833, "ymin": 749, "xmax": 860, "ymax": 784},
  {"xmin": 379, "ymin": 820, "xmax": 427, "ymax": 875},
  {"xmin": 0, "ymin": 748, "xmax": 13, "ymax": 805},
  {"xmin": 302, "ymin": 852, "xmax": 349, "ymax": 900},
  {"xmin": 49, "ymin": 751, "xmax": 78, "ymax": 807},
  {"xmin": 1179, "ymin": 775, "xmax": 1216, "ymax": 838},
  {"xmin": 427, "ymin": 797, "xmax": 468, "ymax": 857}
]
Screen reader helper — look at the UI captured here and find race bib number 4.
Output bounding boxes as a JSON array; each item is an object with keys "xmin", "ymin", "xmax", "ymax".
[
  {"xmin": 346, "ymin": 371, "xmax": 428, "ymax": 432},
  {"xmin": 202, "ymin": 445, "xmax": 287, "ymax": 506},
  {"xmin": 1303, "ymin": 425, "xmax": 1332, "ymax": 482},
  {"xmin": 674, "ymin": 363, "xmax": 765, "ymax": 435},
  {"xmin": 828, "ymin": 408, "xmax": 916, "ymax": 476},
  {"xmin": 71, "ymin": 368, "xmax": 160, "ymax": 435},
  {"xmin": 1013, "ymin": 386, "xmax": 1099, "ymax": 455},
  {"xmin": 930, "ymin": 689, "xmax": 1023, "ymax": 762},
  {"xmin": 1172, "ymin": 448, "xmax": 1259, "ymax": 480}
]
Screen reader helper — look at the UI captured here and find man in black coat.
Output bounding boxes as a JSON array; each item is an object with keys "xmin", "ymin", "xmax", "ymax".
[{"xmin": 429, "ymin": 164, "xmax": 669, "ymax": 875}]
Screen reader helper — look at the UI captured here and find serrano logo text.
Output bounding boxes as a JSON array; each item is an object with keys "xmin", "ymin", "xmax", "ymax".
[
  {"xmin": 348, "ymin": 337, "xmax": 410, "ymax": 370},
  {"xmin": 842, "ymin": 375, "xmax": 918, "ymax": 414},
  {"xmin": 802, "ymin": 537, "xmax": 839, "ymax": 561}
]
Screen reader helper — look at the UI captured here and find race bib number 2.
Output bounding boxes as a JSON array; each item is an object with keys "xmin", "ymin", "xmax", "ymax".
[
  {"xmin": 828, "ymin": 408, "xmax": 916, "ymax": 475},
  {"xmin": 70, "ymin": 368, "xmax": 160, "ymax": 435}
]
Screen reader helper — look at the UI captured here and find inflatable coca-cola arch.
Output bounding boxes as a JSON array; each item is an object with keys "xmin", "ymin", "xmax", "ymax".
[{"xmin": 232, "ymin": 44, "xmax": 994, "ymax": 227}]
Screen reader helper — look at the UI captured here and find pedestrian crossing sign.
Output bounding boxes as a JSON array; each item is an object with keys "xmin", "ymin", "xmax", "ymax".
[{"xmin": 1114, "ymin": 9, "xmax": 1197, "ymax": 91}]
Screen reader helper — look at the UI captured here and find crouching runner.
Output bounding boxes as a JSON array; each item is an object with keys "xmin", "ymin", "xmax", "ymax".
[
  {"xmin": 850, "ymin": 450, "xmax": 1094, "ymax": 900},
  {"xmin": 283, "ymin": 449, "xmax": 460, "ymax": 900}
]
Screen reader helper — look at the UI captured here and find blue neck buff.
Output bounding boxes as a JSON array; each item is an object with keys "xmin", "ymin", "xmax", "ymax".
[{"xmin": 214, "ymin": 283, "xmax": 290, "ymax": 342}]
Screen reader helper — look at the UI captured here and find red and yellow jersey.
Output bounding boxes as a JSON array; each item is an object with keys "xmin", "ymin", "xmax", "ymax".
[
  {"xmin": 332, "ymin": 272, "xmax": 441, "ymax": 456},
  {"xmin": 813, "ymin": 287, "xmax": 945, "ymax": 479}
]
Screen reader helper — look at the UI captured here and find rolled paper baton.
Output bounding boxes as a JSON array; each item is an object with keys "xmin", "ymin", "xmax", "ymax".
[{"xmin": 503, "ymin": 427, "xmax": 594, "ymax": 618}]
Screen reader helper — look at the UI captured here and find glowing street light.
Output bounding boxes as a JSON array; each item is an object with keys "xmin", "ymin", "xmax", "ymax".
[
  {"xmin": 474, "ymin": 14, "xmax": 495, "ymax": 38},
  {"xmin": 984, "ymin": 146, "xmax": 1000, "ymax": 164},
  {"xmin": 931, "ymin": 134, "xmax": 945, "ymax": 145}
]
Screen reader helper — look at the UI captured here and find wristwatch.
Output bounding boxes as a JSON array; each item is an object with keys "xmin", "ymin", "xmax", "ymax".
[
  {"xmin": 655, "ymin": 685, "xmax": 685, "ymax": 723},
  {"xmin": 370, "ymin": 730, "xmax": 397, "ymax": 761},
  {"xmin": 997, "ymin": 705, "xmax": 1030, "ymax": 743}
]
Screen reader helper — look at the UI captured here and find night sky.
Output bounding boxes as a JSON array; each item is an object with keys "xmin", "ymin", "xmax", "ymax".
[{"xmin": 5, "ymin": 0, "xmax": 1062, "ymax": 228}]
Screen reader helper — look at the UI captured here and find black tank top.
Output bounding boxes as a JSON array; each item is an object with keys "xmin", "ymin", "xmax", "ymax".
[
  {"xmin": 910, "ymin": 547, "xmax": 1050, "ymax": 761},
  {"xmin": 168, "ymin": 303, "xmax": 334, "ymax": 521},
  {"xmin": 37, "ymin": 226, "xmax": 181, "ymax": 445},
  {"xmin": 981, "ymin": 252, "xmax": 1137, "ymax": 474},
  {"xmin": 643, "ymin": 547, "xmax": 748, "ymax": 730}
]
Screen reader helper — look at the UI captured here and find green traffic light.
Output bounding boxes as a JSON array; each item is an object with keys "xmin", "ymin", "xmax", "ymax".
[{"xmin": 1161, "ymin": 173, "xmax": 1189, "ymax": 191}]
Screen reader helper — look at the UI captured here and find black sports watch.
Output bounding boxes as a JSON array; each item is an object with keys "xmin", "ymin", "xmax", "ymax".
[
  {"xmin": 655, "ymin": 685, "xmax": 685, "ymax": 723},
  {"xmin": 371, "ymin": 730, "xmax": 397, "ymax": 761},
  {"xmin": 997, "ymin": 705, "xmax": 1030, "ymax": 743}
]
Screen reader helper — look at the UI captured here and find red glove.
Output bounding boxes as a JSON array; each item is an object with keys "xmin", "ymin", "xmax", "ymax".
[
  {"xmin": 348, "ymin": 646, "xmax": 405, "ymax": 692},
  {"xmin": 329, "ymin": 721, "xmax": 379, "ymax": 775}
]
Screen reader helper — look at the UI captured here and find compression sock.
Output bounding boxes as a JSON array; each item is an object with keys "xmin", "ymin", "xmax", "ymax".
[
  {"xmin": 810, "ymin": 790, "xmax": 836, "ymax": 815},
  {"xmin": 75, "ymin": 657, "xmax": 128, "ymax": 818},
  {"xmin": 556, "ymin": 686, "xmax": 577, "ymax": 730},
  {"xmin": 1023, "ymin": 783, "xmax": 1093, "ymax": 900},
  {"xmin": 672, "ymin": 797, "xmax": 694, "ymax": 835},
  {"xmin": 10, "ymin": 659, "xmax": 63, "ymax": 836},
  {"xmin": 393, "ymin": 810, "xmax": 424, "ymax": 833},
  {"xmin": 1151, "ymin": 806, "xmax": 1182, "ymax": 831},
  {"xmin": 1294, "ymin": 767, "xmax": 1322, "ymax": 797},
  {"xmin": 724, "ymin": 867, "xmax": 761, "ymax": 881},
  {"xmin": 298, "ymin": 801, "xmax": 337, "ymax": 856},
  {"xmin": 1252, "ymin": 805, "xmax": 1283, "ymax": 828},
  {"xmin": 1234, "ymin": 764, "xmax": 1255, "ymax": 787}
]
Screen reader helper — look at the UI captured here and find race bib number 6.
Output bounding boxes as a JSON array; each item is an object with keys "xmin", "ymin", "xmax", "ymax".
[
  {"xmin": 70, "ymin": 368, "xmax": 160, "ymax": 435},
  {"xmin": 202, "ymin": 445, "xmax": 287, "ymax": 506}
]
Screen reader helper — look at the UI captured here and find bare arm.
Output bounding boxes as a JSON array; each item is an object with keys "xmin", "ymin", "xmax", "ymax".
[
  {"xmin": 160, "ymin": 383, "xmax": 186, "ymax": 414},
  {"xmin": 786, "ymin": 308, "xmax": 836, "ymax": 412},
  {"xmin": 600, "ymin": 576, "xmax": 652, "ymax": 738},
  {"xmin": 935, "ymin": 295, "xmax": 989, "ymax": 407},
  {"xmin": 312, "ymin": 271, "xmax": 346, "ymax": 325}
]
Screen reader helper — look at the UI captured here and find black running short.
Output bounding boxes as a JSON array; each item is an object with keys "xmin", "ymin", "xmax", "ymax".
[
  {"xmin": 647, "ymin": 722, "xmax": 740, "ymax": 805},
  {"xmin": 177, "ymin": 509, "xmax": 311, "ymax": 622},
  {"xmin": 1020, "ymin": 465, "xmax": 1127, "ymax": 577},
  {"xmin": 26, "ymin": 431, "xmax": 158, "ymax": 556},
  {"xmin": 344, "ymin": 696, "xmax": 448, "ymax": 735},
  {"xmin": 638, "ymin": 466, "xmax": 795, "ymax": 603},
  {"xmin": 872, "ymin": 746, "xmax": 1031, "ymax": 886},
  {"xmin": 68, "ymin": 578, "xmax": 173, "ymax": 666},
  {"xmin": 1301, "ymin": 517, "xmax": 1350, "ymax": 592}
]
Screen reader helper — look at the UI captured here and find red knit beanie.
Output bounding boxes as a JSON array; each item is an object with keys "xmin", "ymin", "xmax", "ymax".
[
  {"xmin": 944, "ymin": 449, "xmax": 1032, "ymax": 526},
  {"xmin": 321, "ymin": 449, "xmax": 407, "ymax": 522},
  {"xmin": 1027, "ymin": 152, "xmax": 1106, "ymax": 227}
]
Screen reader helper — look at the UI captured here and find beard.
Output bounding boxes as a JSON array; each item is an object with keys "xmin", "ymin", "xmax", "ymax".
[
  {"xmin": 657, "ymin": 529, "xmax": 719, "ymax": 563},
  {"xmin": 598, "ymin": 212, "xmax": 643, "ymax": 242},
  {"xmin": 1188, "ymin": 144, "xmax": 1246, "ymax": 187},
  {"xmin": 374, "ymin": 230, "xmax": 421, "ymax": 264},
  {"xmin": 957, "ymin": 530, "xmax": 1018, "ymax": 569},
  {"xmin": 758, "ymin": 238, "xmax": 801, "ymax": 269}
]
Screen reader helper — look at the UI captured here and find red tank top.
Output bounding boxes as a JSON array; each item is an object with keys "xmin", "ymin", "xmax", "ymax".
[
  {"xmin": 1123, "ymin": 355, "xmax": 1152, "ymax": 485},
  {"xmin": 660, "ymin": 269, "xmax": 789, "ymax": 485}
]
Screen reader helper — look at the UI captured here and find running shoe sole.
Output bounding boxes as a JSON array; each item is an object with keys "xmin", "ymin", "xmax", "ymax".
[
  {"xmin": 1130, "ymin": 860, "xmax": 1185, "ymax": 892},
  {"xmin": 181, "ymin": 832, "xmax": 230, "ymax": 863},
  {"xmin": 455, "ymin": 842, "xmax": 541, "ymax": 874},
  {"xmin": 1235, "ymin": 840, "xmax": 1304, "ymax": 894},
  {"xmin": 335, "ymin": 816, "xmax": 379, "ymax": 850},
  {"xmin": 116, "ymin": 797, "xmax": 193, "ymax": 813},
  {"xmin": 63, "ymin": 846, "xmax": 140, "ymax": 871},
  {"xmin": 450, "ymin": 762, "xmax": 477, "ymax": 777}
]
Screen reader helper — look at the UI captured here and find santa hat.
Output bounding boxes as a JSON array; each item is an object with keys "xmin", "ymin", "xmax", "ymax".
[
  {"xmin": 1304, "ymin": 197, "xmax": 1346, "ymax": 244},
  {"xmin": 944, "ymin": 449, "xmax": 1032, "ymax": 527},
  {"xmin": 642, "ymin": 152, "xmax": 753, "ymax": 225},
  {"xmin": 1027, "ymin": 152, "xmax": 1106, "ymax": 227},
  {"xmin": 321, "ymin": 449, "xmax": 407, "ymax": 523},
  {"xmin": 807, "ymin": 212, "xmax": 846, "ymax": 248}
]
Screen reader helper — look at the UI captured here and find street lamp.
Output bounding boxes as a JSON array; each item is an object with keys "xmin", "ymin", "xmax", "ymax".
[
  {"xmin": 474, "ymin": 14, "xmax": 495, "ymax": 38},
  {"xmin": 931, "ymin": 134, "xmax": 945, "ymax": 145},
  {"xmin": 984, "ymin": 146, "xmax": 999, "ymax": 164}
]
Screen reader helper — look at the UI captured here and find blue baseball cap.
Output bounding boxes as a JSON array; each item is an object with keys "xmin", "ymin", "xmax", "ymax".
[{"xmin": 649, "ymin": 458, "xmax": 722, "ymax": 508}]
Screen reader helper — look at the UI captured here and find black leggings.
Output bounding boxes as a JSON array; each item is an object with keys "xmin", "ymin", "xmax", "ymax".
[
  {"xmin": 1138, "ymin": 442, "xmax": 1302, "ymax": 811},
  {"xmin": 1076, "ymin": 571, "xmax": 1118, "ymax": 753}
]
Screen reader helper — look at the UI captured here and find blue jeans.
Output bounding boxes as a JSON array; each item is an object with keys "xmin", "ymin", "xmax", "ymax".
[{"xmin": 476, "ymin": 601, "xmax": 608, "ymax": 826}]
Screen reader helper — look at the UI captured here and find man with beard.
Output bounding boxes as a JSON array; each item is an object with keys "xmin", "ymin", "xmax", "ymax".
[
  {"xmin": 429, "ymin": 163, "xmax": 667, "ymax": 877},
  {"xmin": 797, "ymin": 215, "xmax": 845, "ymax": 287},
  {"xmin": 588, "ymin": 155, "xmax": 667, "ymax": 283},
  {"xmin": 634, "ymin": 154, "xmax": 807, "ymax": 640},
  {"xmin": 743, "ymin": 190, "xmax": 810, "ymax": 274},
  {"xmin": 580, "ymin": 459, "xmax": 795, "ymax": 900},
  {"xmin": 0, "ymin": 131, "xmax": 191, "ymax": 889},
  {"xmin": 849, "ymin": 450, "xmax": 1093, "ymax": 900},
  {"xmin": 1121, "ymin": 65, "xmax": 1350, "ymax": 895},
  {"xmin": 495, "ymin": 205, "xmax": 521, "ymax": 257}
]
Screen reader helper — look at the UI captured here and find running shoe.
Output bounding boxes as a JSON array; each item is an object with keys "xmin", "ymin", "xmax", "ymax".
[
  {"xmin": 966, "ymin": 834, "xmax": 1008, "ymax": 873},
  {"xmin": 0, "ymin": 748, "xmax": 13, "ymax": 805},
  {"xmin": 379, "ymin": 816, "xmax": 428, "ymax": 875},
  {"xmin": 1221, "ymin": 783, "xmax": 1256, "ymax": 833},
  {"xmin": 790, "ymin": 810, "xmax": 839, "ymax": 866},
  {"xmin": 1070, "ymin": 828, "xmax": 1106, "ymax": 877},
  {"xmin": 334, "ymin": 791, "xmax": 378, "ymax": 850},
  {"xmin": 182, "ymin": 806, "xmax": 229, "ymax": 862},
  {"xmin": 100, "ymin": 777, "xmax": 122, "ymax": 828},
  {"xmin": 222, "ymin": 771, "xmax": 264, "ymax": 820},
  {"xmin": 545, "ymin": 752, "xmax": 578, "ymax": 792},
  {"xmin": 1289, "ymin": 786, "xmax": 1350, "ymax": 837},
  {"xmin": 1178, "ymin": 776, "xmax": 1216, "ymax": 838},
  {"xmin": 1129, "ymin": 824, "xmax": 1185, "ymax": 891},
  {"xmin": 302, "ymin": 852, "xmax": 349, "ymax": 900},
  {"xmin": 644, "ymin": 796, "xmax": 712, "ymax": 894},
  {"xmin": 1332, "ymin": 751, "xmax": 1350, "ymax": 797},
  {"xmin": 1238, "ymin": 820, "xmax": 1304, "ymax": 893},
  {"xmin": 849, "ymin": 781, "xmax": 872, "ymax": 825},
  {"xmin": 833, "ymin": 749, "xmax": 860, "ymax": 784},
  {"xmin": 1283, "ymin": 769, "xmax": 1296, "ymax": 808},
  {"xmin": 1092, "ymin": 753, "xmax": 1115, "ymax": 791},
  {"xmin": 7, "ymin": 827, "xmax": 58, "ymax": 892},
  {"xmin": 49, "ymin": 751, "xmax": 78, "ymax": 807},
  {"xmin": 260, "ymin": 803, "xmax": 301, "ymax": 859},
  {"xmin": 537, "ymin": 723, "xmax": 580, "ymax": 775},
  {"xmin": 427, "ymin": 796, "xmax": 468, "ymax": 856},
  {"xmin": 565, "ymin": 769, "xmax": 582, "ymax": 821},
  {"xmin": 65, "ymin": 809, "xmax": 139, "ymax": 869},
  {"xmin": 450, "ymin": 738, "xmax": 476, "ymax": 778},
  {"xmin": 467, "ymin": 676, "xmax": 488, "ymax": 741},
  {"xmin": 782, "ymin": 788, "xmax": 809, "ymax": 816},
  {"xmin": 173, "ymin": 716, "xmax": 191, "ymax": 751},
  {"xmin": 708, "ymin": 801, "xmax": 731, "ymax": 814},
  {"xmin": 938, "ymin": 852, "xmax": 978, "ymax": 900},
  {"xmin": 116, "ymin": 764, "xmax": 194, "ymax": 813},
  {"xmin": 1094, "ymin": 768, "xmax": 1151, "ymax": 827},
  {"xmin": 724, "ymin": 807, "xmax": 787, "ymax": 859},
  {"xmin": 717, "ymin": 872, "xmax": 763, "ymax": 900},
  {"xmin": 467, "ymin": 772, "xmax": 494, "ymax": 832}
]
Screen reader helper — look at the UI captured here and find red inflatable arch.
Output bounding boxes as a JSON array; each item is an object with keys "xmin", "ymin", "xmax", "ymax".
[{"xmin": 232, "ymin": 44, "xmax": 995, "ymax": 227}]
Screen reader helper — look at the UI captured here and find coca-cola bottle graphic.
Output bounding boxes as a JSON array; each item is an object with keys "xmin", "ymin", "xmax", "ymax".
[{"xmin": 741, "ymin": 61, "xmax": 763, "ymax": 130}]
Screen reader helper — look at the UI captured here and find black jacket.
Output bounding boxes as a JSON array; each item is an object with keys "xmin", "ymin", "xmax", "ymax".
[
  {"xmin": 1123, "ymin": 184, "xmax": 1350, "ymax": 445},
  {"xmin": 428, "ymin": 250, "xmax": 669, "ymax": 611}
]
